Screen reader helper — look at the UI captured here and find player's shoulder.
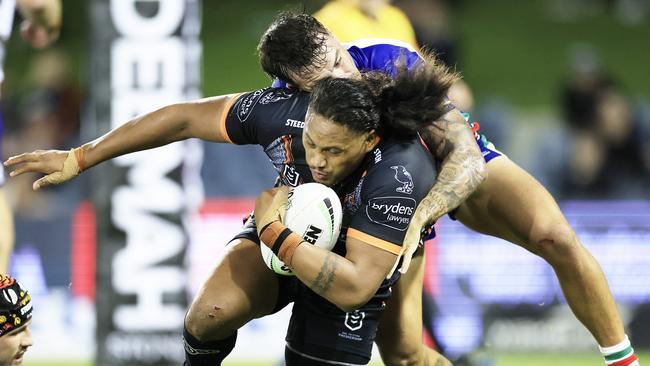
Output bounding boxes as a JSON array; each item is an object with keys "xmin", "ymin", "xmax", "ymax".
[
  {"xmin": 344, "ymin": 38, "xmax": 418, "ymax": 53},
  {"xmin": 230, "ymin": 87, "xmax": 308, "ymax": 123},
  {"xmin": 370, "ymin": 137, "xmax": 429, "ymax": 166}
]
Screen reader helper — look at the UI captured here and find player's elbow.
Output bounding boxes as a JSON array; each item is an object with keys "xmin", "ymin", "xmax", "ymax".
[
  {"xmin": 337, "ymin": 299, "xmax": 367, "ymax": 313},
  {"xmin": 334, "ymin": 287, "xmax": 375, "ymax": 313},
  {"xmin": 474, "ymin": 155, "xmax": 488, "ymax": 186},
  {"xmin": 460, "ymin": 146, "xmax": 488, "ymax": 194}
]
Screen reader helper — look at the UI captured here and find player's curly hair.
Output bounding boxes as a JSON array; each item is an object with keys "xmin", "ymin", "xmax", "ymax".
[
  {"xmin": 258, "ymin": 11, "xmax": 329, "ymax": 84},
  {"xmin": 309, "ymin": 53, "xmax": 459, "ymax": 139}
]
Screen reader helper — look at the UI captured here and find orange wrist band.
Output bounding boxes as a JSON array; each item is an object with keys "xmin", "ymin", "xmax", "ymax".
[
  {"xmin": 259, "ymin": 221, "xmax": 303, "ymax": 267},
  {"xmin": 73, "ymin": 147, "xmax": 87, "ymax": 172}
]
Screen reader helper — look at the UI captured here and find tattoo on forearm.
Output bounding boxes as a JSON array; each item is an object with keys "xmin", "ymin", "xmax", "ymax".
[
  {"xmin": 417, "ymin": 114, "xmax": 487, "ymax": 224},
  {"xmin": 310, "ymin": 252, "xmax": 338, "ymax": 296}
]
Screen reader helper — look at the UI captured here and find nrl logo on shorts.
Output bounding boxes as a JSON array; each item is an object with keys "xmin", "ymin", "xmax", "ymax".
[
  {"xmin": 390, "ymin": 165, "xmax": 414, "ymax": 194},
  {"xmin": 344, "ymin": 310, "xmax": 365, "ymax": 331}
]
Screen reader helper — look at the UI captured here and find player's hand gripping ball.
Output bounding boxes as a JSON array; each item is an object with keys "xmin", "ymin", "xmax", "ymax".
[{"xmin": 260, "ymin": 183, "xmax": 342, "ymax": 276}]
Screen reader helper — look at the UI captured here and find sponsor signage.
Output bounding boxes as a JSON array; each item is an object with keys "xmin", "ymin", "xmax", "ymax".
[{"xmin": 90, "ymin": 1, "xmax": 203, "ymax": 365}]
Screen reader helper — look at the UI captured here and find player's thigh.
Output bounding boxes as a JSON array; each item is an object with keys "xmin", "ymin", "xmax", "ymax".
[
  {"xmin": 375, "ymin": 249, "xmax": 425, "ymax": 362},
  {"xmin": 455, "ymin": 156, "xmax": 571, "ymax": 250},
  {"xmin": 185, "ymin": 238, "xmax": 279, "ymax": 340}
]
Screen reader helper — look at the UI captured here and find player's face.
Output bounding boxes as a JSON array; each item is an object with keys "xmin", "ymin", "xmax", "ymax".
[
  {"xmin": 303, "ymin": 112, "xmax": 378, "ymax": 186},
  {"xmin": 289, "ymin": 34, "xmax": 361, "ymax": 91},
  {"xmin": 0, "ymin": 325, "xmax": 33, "ymax": 366}
]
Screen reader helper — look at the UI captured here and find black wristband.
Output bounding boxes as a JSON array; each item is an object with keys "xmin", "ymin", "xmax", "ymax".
[{"xmin": 271, "ymin": 228, "xmax": 293, "ymax": 255}]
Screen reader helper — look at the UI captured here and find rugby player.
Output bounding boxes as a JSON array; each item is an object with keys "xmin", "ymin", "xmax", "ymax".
[
  {"xmin": 257, "ymin": 11, "xmax": 640, "ymax": 366},
  {"xmin": 0, "ymin": 274, "xmax": 34, "ymax": 366},
  {"xmin": 4, "ymin": 56, "xmax": 456, "ymax": 365}
]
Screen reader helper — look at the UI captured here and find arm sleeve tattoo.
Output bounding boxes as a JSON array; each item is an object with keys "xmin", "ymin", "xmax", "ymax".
[
  {"xmin": 310, "ymin": 252, "xmax": 338, "ymax": 296},
  {"xmin": 416, "ymin": 113, "xmax": 487, "ymax": 224}
]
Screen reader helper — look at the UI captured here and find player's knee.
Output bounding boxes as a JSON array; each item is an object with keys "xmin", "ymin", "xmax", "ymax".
[
  {"xmin": 529, "ymin": 221, "xmax": 579, "ymax": 264},
  {"xmin": 184, "ymin": 302, "xmax": 236, "ymax": 342}
]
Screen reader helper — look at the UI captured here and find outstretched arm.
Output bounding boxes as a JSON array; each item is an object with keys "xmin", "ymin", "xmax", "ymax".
[
  {"xmin": 395, "ymin": 109, "xmax": 487, "ymax": 273},
  {"xmin": 4, "ymin": 94, "xmax": 239, "ymax": 189}
]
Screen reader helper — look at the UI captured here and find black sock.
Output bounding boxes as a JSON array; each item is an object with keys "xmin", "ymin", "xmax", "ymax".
[{"xmin": 182, "ymin": 326, "xmax": 237, "ymax": 366}]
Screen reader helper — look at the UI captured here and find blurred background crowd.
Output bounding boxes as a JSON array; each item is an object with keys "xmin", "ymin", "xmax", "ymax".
[
  {"xmin": 4, "ymin": 0, "xmax": 650, "ymax": 213},
  {"xmin": 1, "ymin": 0, "xmax": 649, "ymax": 365}
]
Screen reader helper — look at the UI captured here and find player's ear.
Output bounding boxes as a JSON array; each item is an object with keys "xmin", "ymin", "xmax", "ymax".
[{"xmin": 364, "ymin": 130, "xmax": 380, "ymax": 152}]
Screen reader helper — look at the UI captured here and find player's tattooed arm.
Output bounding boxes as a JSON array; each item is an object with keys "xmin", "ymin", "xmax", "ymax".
[
  {"xmin": 310, "ymin": 252, "xmax": 338, "ymax": 296},
  {"xmin": 292, "ymin": 235, "xmax": 394, "ymax": 311},
  {"xmin": 417, "ymin": 110, "xmax": 487, "ymax": 223},
  {"xmin": 392, "ymin": 110, "xmax": 486, "ymax": 275}
]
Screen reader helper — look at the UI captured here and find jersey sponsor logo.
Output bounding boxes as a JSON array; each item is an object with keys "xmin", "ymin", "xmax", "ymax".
[
  {"xmin": 366, "ymin": 196, "xmax": 416, "ymax": 231},
  {"xmin": 344, "ymin": 310, "xmax": 365, "ymax": 331},
  {"xmin": 285, "ymin": 119, "xmax": 305, "ymax": 128},
  {"xmin": 236, "ymin": 88, "xmax": 267, "ymax": 122},
  {"xmin": 259, "ymin": 89, "xmax": 293, "ymax": 104},
  {"xmin": 282, "ymin": 165, "xmax": 301, "ymax": 187},
  {"xmin": 390, "ymin": 165, "xmax": 414, "ymax": 194}
]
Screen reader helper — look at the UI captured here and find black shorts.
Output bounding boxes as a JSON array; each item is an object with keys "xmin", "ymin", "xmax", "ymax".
[{"xmin": 232, "ymin": 216, "xmax": 388, "ymax": 365}]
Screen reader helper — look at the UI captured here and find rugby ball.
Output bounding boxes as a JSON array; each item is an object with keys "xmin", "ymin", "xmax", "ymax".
[{"xmin": 261, "ymin": 183, "xmax": 343, "ymax": 276}]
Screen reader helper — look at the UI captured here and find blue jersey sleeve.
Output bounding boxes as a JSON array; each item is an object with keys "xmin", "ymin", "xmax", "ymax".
[
  {"xmin": 272, "ymin": 79, "xmax": 288, "ymax": 88},
  {"xmin": 270, "ymin": 39, "xmax": 423, "ymax": 88},
  {"xmin": 345, "ymin": 39, "xmax": 423, "ymax": 76}
]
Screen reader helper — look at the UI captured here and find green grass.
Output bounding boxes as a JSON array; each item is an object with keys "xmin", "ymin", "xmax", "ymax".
[{"xmin": 23, "ymin": 352, "xmax": 650, "ymax": 366}]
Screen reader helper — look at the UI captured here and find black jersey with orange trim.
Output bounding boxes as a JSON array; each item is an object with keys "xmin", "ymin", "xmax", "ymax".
[
  {"xmin": 225, "ymin": 87, "xmax": 437, "ymax": 363},
  {"xmin": 224, "ymin": 87, "xmax": 436, "ymax": 258}
]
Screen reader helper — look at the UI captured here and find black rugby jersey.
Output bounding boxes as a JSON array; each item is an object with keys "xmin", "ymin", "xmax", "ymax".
[{"xmin": 222, "ymin": 87, "xmax": 437, "ymax": 258}]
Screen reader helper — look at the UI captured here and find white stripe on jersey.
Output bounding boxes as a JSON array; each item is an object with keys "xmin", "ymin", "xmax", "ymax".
[{"xmin": 343, "ymin": 38, "xmax": 418, "ymax": 53}]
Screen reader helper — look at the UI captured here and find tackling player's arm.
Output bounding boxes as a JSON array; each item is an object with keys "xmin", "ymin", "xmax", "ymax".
[
  {"xmin": 3, "ymin": 94, "xmax": 241, "ymax": 189},
  {"xmin": 396, "ymin": 108, "xmax": 486, "ymax": 273}
]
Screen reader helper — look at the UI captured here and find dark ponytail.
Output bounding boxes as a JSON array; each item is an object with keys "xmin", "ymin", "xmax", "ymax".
[
  {"xmin": 374, "ymin": 53, "xmax": 459, "ymax": 138},
  {"xmin": 310, "ymin": 52, "xmax": 459, "ymax": 138}
]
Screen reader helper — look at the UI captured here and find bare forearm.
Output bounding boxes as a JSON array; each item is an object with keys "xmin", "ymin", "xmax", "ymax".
[
  {"xmin": 79, "ymin": 97, "xmax": 230, "ymax": 170},
  {"xmin": 80, "ymin": 104, "xmax": 191, "ymax": 169},
  {"xmin": 416, "ymin": 112, "xmax": 486, "ymax": 224},
  {"xmin": 291, "ymin": 244, "xmax": 379, "ymax": 312}
]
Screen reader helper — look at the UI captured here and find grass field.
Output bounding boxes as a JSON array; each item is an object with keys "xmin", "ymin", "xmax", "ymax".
[{"xmin": 23, "ymin": 351, "xmax": 650, "ymax": 366}]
